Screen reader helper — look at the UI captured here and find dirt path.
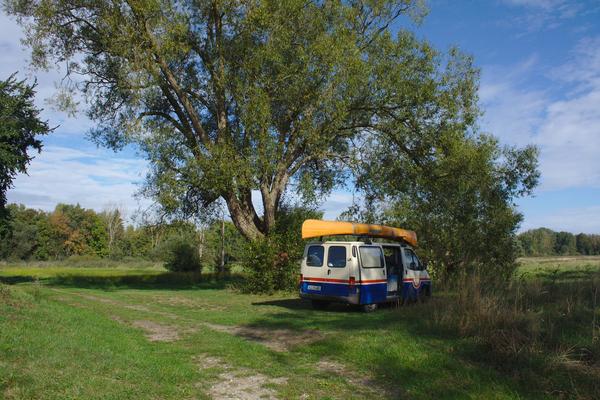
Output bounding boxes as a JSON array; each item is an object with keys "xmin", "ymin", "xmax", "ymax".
[
  {"xmin": 51, "ymin": 289, "xmax": 399, "ymax": 399},
  {"xmin": 195, "ymin": 354, "xmax": 287, "ymax": 400},
  {"xmin": 316, "ymin": 359, "xmax": 404, "ymax": 399}
]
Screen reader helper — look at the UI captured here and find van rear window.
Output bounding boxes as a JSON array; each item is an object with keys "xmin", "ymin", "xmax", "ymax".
[
  {"xmin": 359, "ymin": 246, "xmax": 384, "ymax": 268},
  {"xmin": 327, "ymin": 246, "xmax": 346, "ymax": 268},
  {"xmin": 306, "ymin": 245, "xmax": 324, "ymax": 267}
]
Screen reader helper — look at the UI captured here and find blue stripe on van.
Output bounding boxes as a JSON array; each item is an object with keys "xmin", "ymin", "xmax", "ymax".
[{"xmin": 359, "ymin": 283, "xmax": 387, "ymax": 304}]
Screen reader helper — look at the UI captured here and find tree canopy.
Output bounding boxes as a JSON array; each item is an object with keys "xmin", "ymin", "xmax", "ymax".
[
  {"xmin": 5, "ymin": 0, "xmax": 435, "ymax": 240},
  {"xmin": 0, "ymin": 74, "xmax": 50, "ymax": 213},
  {"xmin": 517, "ymin": 228, "xmax": 600, "ymax": 257},
  {"xmin": 347, "ymin": 131, "xmax": 538, "ymax": 278}
]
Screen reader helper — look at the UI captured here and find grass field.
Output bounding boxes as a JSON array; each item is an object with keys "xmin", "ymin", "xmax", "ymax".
[{"xmin": 1, "ymin": 257, "xmax": 599, "ymax": 399}]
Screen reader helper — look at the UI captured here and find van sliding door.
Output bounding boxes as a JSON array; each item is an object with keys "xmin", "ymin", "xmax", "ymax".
[
  {"xmin": 358, "ymin": 246, "xmax": 387, "ymax": 304},
  {"xmin": 383, "ymin": 246, "xmax": 402, "ymax": 296}
]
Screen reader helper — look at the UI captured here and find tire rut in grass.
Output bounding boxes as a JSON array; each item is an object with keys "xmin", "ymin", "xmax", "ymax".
[
  {"xmin": 75, "ymin": 293, "xmax": 178, "ymax": 319},
  {"xmin": 202, "ymin": 322, "xmax": 324, "ymax": 352},
  {"xmin": 56, "ymin": 291, "xmax": 324, "ymax": 352},
  {"xmin": 316, "ymin": 359, "xmax": 406, "ymax": 399}
]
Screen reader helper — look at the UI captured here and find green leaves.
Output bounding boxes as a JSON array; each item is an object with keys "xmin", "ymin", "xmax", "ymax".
[
  {"xmin": 5, "ymin": 0, "xmax": 428, "ymax": 240},
  {"xmin": 0, "ymin": 73, "xmax": 50, "ymax": 210}
]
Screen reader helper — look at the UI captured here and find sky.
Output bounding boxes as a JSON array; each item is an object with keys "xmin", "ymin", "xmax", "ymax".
[{"xmin": 1, "ymin": 0, "xmax": 600, "ymax": 232}]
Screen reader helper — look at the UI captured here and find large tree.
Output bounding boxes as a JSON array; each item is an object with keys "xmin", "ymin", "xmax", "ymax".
[
  {"xmin": 0, "ymin": 74, "xmax": 50, "ymax": 213},
  {"xmin": 4, "ymin": 0, "xmax": 433, "ymax": 240}
]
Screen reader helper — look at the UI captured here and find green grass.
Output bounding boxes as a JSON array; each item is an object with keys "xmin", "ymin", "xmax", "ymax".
[
  {"xmin": 518, "ymin": 255, "xmax": 600, "ymax": 277},
  {"xmin": 1, "ymin": 257, "xmax": 599, "ymax": 399}
]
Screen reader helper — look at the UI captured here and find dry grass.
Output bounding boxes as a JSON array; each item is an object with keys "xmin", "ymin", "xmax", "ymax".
[{"xmin": 428, "ymin": 269, "xmax": 600, "ymax": 397}]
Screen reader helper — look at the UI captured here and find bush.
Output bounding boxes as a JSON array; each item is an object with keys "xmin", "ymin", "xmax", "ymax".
[
  {"xmin": 241, "ymin": 237, "xmax": 297, "ymax": 294},
  {"xmin": 163, "ymin": 237, "xmax": 202, "ymax": 273},
  {"xmin": 241, "ymin": 206, "xmax": 322, "ymax": 294}
]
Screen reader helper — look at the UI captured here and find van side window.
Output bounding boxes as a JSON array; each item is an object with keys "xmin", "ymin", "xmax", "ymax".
[
  {"xmin": 359, "ymin": 246, "xmax": 384, "ymax": 268},
  {"xmin": 306, "ymin": 245, "xmax": 324, "ymax": 267},
  {"xmin": 327, "ymin": 246, "xmax": 346, "ymax": 268}
]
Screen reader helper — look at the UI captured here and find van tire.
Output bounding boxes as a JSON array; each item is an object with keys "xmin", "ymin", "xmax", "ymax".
[
  {"xmin": 311, "ymin": 300, "xmax": 329, "ymax": 310},
  {"xmin": 361, "ymin": 303, "xmax": 377, "ymax": 313}
]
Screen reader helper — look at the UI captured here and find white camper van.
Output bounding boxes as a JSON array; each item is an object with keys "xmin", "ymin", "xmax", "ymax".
[{"xmin": 299, "ymin": 220, "xmax": 431, "ymax": 311}]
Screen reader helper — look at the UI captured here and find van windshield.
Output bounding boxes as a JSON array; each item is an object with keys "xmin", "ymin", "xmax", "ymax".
[{"xmin": 359, "ymin": 246, "xmax": 384, "ymax": 268}]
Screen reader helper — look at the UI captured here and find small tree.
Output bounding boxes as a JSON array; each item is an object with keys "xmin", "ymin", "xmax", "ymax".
[
  {"xmin": 163, "ymin": 236, "xmax": 202, "ymax": 273},
  {"xmin": 100, "ymin": 204, "xmax": 125, "ymax": 258},
  {"xmin": 0, "ymin": 74, "xmax": 50, "ymax": 213},
  {"xmin": 242, "ymin": 205, "xmax": 322, "ymax": 293},
  {"xmin": 351, "ymin": 134, "xmax": 538, "ymax": 281}
]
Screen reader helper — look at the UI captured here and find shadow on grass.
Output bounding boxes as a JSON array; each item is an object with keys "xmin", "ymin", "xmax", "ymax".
[{"xmin": 0, "ymin": 271, "xmax": 244, "ymax": 291}]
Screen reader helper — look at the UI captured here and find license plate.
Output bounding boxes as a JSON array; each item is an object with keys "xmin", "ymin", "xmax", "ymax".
[{"xmin": 307, "ymin": 284, "xmax": 321, "ymax": 291}]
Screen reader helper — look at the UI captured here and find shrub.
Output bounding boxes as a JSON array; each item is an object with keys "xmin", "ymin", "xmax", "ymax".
[
  {"xmin": 241, "ymin": 206, "xmax": 322, "ymax": 293},
  {"xmin": 163, "ymin": 237, "xmax": 202, "ymax": 273},
  {"xmin": 241, "ymin": 237, "xmax": 297, "ymax": 294}
]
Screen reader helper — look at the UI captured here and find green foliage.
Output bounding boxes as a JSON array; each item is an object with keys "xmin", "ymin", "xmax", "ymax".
[
  {"xmin": 517, "ymin": 228, "xmax": 600, "ymax": 256},
  {"xmin": 345, "ymin": 54, "xmax": 540, "ymax": 279},
  {"xmin": 162, "ymin": 236, "xmax": 202, "ymax": 273},
  {"xmin": 0, "ymin": 203, "xmax": 207, "ymax": 265},
  {"xmin": 5, "ymin": 0, "xmax": 434, "ymax": 241},
  {"xmin": 199, "ymin": 221, "xmax": 246, "ymax": 273},
  {"xmin": 241, "ymin": 206, "xmax": 322, "ymax": 293},
  {"xmin": 0, "ymin": 73, "xmax": 50, "ymax": 211},
  {"xmin": 5, "ymin": 0, "xmax": 545, "ymax": 289},
  {"xmin": 0, "ymin": 204, "xmax": 44, "ymax": 260}
]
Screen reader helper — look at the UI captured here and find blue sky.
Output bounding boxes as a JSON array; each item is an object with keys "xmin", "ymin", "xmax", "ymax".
[{"xmin": 2, "ymin": 0, "xmax": 600, "ymax": 232}]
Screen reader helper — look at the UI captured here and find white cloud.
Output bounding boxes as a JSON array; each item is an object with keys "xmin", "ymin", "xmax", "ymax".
[
  {"xmin": 0, "ymin": 12, "xmax": 92, "ymax": 137},
  {"xmin": 536, "ymin": 37, "xmax": 600, "ymax": 190},
  {"xmin": 480, "ymin": 36, "xmax": 600, "ymax": 191},
  {"xmin": 504, "ymin": 0, "xmax": 567, "ymax": 9},
  {"xmin": 480, "ymin": 56, "xmax": 548, "ymax": 147},
  {"xmin": 6, "ymin": 146, "xmax": 149, "ymax": 219},
  {"xmin": 501, "ymin": 0, "xmax": 587, "ymax": 33},
  {"xmin": 520, "ymin": 205, "xmax": 600, "ymax": 234},
  {"xmin": 320, "ymin": 191, "xmax": 355, "ymax": 219}
]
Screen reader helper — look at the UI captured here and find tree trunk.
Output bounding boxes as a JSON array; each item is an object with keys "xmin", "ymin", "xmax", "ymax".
[
  {"xmin": 260, "ymin": 171, "xmax": 289, "ymax": 235},
  {"xmin": 219, "ymin": 215, "xmax": 225, "ymax": 276},
  {"xmin": 224, "ymin": 193, "xmax": 264, "ymax": 241}
]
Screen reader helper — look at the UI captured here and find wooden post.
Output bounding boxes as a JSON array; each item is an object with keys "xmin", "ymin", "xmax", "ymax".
[{"xmin": 219, "ymin": 212, "xmax": 225, "ymax": 276}]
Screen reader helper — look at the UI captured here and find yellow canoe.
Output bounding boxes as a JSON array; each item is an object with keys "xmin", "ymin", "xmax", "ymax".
[{"xmin": 301, "ymin": 219, "xmax": 417, "ymax": 247}]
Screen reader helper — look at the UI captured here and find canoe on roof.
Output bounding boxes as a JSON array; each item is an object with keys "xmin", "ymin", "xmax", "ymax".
[{"xmin": 301, "ymin": 219, "xmax": 417, "ymax": 247}]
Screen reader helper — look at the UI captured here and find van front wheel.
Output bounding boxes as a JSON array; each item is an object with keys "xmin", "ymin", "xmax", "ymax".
[
  {"xmin": 311, "ymin": 300, "xmax": 329, "ymax": 310},
  {"xmin": 361, "ymin": 303, "xmax": 377, "ymax": 313}
]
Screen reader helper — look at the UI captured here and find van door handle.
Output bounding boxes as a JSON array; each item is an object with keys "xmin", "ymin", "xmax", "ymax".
[{"xmin": 327, "ymin": 269, "xmax": 331, "ymax": 275}]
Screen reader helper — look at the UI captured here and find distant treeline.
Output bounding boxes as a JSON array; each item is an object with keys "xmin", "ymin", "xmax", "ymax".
[
  {"xmin": 0, "ymin": 203, "xmax": 245, "ymax": 269},
  {"xmin": 517, "ymin": 228, "xmax": 600, "ymax": 257}
]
